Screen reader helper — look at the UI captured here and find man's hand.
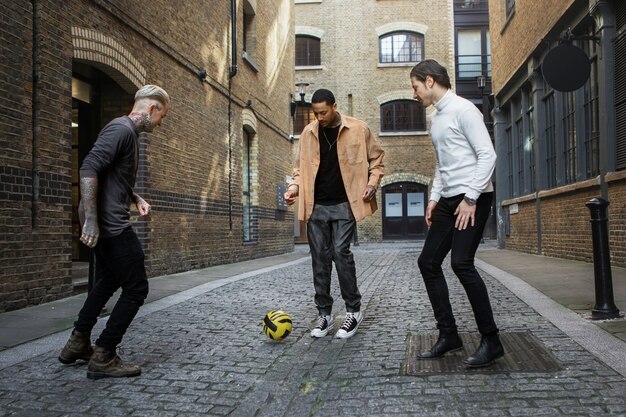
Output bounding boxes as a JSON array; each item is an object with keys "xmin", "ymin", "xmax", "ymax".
[
  {"xmin": 134, "ymin": 194, "xmax": 151, "ymax": 216},
  {"xmin": 284, "ymin": 188, "xmax": 298, "ymax": 206},
  {"xmin": 80, "ymin": 217, "xmax": 100, "ymax": 248},
  {"xmin": 454, "ymin": 200, "xmax": 476, "ymax": 230},
  {"xmin": 362, "ymin": 185, "xmax": 376, "ymax": 202},
  {"xmin": 425, "ymin": 200, "xmax": 437, "ymax": 228}
]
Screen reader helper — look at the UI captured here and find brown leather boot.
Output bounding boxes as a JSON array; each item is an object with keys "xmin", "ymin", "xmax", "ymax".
[
  {"xmin": 87, "ymin": 346, "xmax": 141, "ymax": 379},
  {"xmin": 58, "ymin": 330, "xmax": 94, "ymax": 364}
]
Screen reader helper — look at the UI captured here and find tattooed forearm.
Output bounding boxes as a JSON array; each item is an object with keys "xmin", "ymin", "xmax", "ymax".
[{"xmin": 80, "ymin": 177, "xmax": 99, "ymax": 220}]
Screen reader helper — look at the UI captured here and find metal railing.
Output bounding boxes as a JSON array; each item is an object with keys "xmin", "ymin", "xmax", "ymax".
[{"xmin": 456, "ymin": 54, "xmax": 491, "ymax": 79}]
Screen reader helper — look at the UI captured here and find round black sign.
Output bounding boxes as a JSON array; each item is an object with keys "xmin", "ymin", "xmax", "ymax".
[{"xmin": 541, "ymin": 43, "xmax": 591, "ymax": 92}]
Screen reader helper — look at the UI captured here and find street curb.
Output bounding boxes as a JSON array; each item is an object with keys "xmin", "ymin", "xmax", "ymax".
[{"xmin": 476, "ymin": 258, "xmax": 626, "ymax": 377}]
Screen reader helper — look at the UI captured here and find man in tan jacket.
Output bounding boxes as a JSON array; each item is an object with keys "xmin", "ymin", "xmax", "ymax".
[{"xmin": 284, "ymin": 89, "xmax": 384, "ymax": 339}]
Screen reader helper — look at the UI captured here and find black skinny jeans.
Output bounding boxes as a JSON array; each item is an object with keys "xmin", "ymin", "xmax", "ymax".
[
  {"xmin": 74, "ymin": 227, "xmax": 149, "ymax": 350},
  {"xmin": 417, "ymin": 193, "xmax": 498, "ymax": 336},
  {"xmin": 307, "ymin": 202, "xmax": 361, "ymax": 316}
]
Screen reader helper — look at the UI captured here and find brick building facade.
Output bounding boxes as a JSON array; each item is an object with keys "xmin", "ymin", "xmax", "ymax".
[
  {"xmin": 0, "ymin": 0, "xmax": 295, "ymax": 312},
  {"xmin": 489, "ymin": 0, "xmax": 626, "ymax": 266},
  {"xmin": 293, "ymin": 0, "xmax": 454, "ymax": 242}
]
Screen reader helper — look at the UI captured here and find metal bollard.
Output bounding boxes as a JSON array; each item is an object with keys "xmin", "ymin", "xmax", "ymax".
[{"xmin": 585, "ymin": 198, "xmax": 620, "ymax": 320}]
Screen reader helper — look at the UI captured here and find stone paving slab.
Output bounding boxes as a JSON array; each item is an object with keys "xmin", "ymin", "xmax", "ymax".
[{"xmin": 0, "ymin": 245, "xmax": 625, "ymax": 417}]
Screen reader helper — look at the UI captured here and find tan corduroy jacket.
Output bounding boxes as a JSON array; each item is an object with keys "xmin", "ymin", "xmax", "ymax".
[{"xmin": 288, "ymin": 115, "xmax": 385, "ymax": 222}]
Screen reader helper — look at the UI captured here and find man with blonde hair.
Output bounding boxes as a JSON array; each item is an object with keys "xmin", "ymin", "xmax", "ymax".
[{"xmin": 59, "ymin": 85, "xmax": 169, "ymax": 379}]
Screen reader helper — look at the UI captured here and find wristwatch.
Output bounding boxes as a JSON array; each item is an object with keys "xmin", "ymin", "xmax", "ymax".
[{"xmin": 463, "ymin": 196, "xmax": 477, "ymax": 206}]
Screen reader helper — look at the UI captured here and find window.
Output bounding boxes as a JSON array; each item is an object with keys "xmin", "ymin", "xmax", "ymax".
[
  {"xmin": 543, "ymin": 81, "xmax": 557, "ymax": 188},
  {"xmin": 379, "ymin": 32, "xmax": 423, "ymax": 64},
  {"xmin": 243, "ymin": 0, "xmax": 256, "ymax": 60},
  {"xmin": 543, "ymin": 85, "xmax": 557, "ymax": 188},
  {"xmin": 501, "ymin": 25, "xmax": 599, "ymax": 196},
  {"xmin": 527, "ymin": 91, "xmax": 536, "ymax": 192},
  {"xmin": 582, "ymin": 34, "xmax": 600, "ymax": 178},
  {"xmin": 562, "ymin": 91, "xmax": 577, "ymax": 184},
  {"xmin": 380, "ymin": 100, "xmax": 425, "ymax": 132},
  {"xmin": 456, "ymin": 28, "xmax": 491, "ymax": 79},
  {"xmin": 295, "ymin": 36, "xmax": 321, "ymax": 66},
  {"xmin": 294, "ymin": 102, "xmax": 315, "ymax": 135},
  {"xmin": 505, "ymin": 111, "xmax": 514, "ymax": 195},
  {"xmin": 515, "ymin": 114, "xmax": 524, "ymax": 194}
]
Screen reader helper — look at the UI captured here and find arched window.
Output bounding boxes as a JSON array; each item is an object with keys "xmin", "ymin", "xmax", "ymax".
[
  {"xmin": 296, "ymin": 35, "xmax": 321, "ymax": 66},
  {"xmin": 380, "ymin": 100, "xmax": 426, "ymax": 132},
  {"xmin": 379, "ymin": 31, "xmax": 423, "ymax": 64}
]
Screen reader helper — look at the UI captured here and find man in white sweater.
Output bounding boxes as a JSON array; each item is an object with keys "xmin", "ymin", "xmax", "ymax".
[{"xmin": 410, "ymin": 59, "xmax": 503, "ymax": 368}]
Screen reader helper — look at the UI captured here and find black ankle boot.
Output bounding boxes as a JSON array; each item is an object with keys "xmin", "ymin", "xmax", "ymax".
[
  {"xmin": 463, "ymin": 333, "xmax": 504, "ymax": 368},
  {"xmin": 418, "ymin": 332, "xmax": 463, "ymax": 359}
]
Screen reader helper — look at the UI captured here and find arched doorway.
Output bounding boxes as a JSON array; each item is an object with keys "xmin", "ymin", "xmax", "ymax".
[
  {"xmin": 71, "ymin": 63, "xmax": 135, "ymax": 263},
  {"xmin": 382, "ymin": 182, "xmax": 427, "ymax": 240},
  {"xmin": 70, "ymin": 28, "xmax": 145, "ymax": 289}
]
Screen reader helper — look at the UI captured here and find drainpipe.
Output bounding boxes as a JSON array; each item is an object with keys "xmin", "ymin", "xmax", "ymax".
[
  {"xmin": 227, "ymin": 0, "xmax": 237, "ymax": 230},
  {"xmin": 31, "ymin": 0, "xmax": 40, "ymax": 228},
  {"xmin": 230, "ymin": 0, "xmax": 238, "ymax": 79}
]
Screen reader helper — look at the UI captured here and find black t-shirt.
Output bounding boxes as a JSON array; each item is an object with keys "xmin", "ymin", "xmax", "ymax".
[
  {"xmin": 314, "ymin": 125, "xmax": 348, "ymax": 205},
  {"xmin": 80, "ymin": 116, "xmax": 138, "ymax": 238}
]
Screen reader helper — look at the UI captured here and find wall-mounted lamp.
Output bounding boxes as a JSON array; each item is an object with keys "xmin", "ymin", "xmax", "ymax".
[
  {"xmin": 291, "ymin": 82, "xmax": 311, "ymax": 118},
  {"xmin": 198, "ymin": 69, "xmax": 207, "ymax": 81},
  {"xmin": 296, "ymin": 82, "xmax": 310, "ymax": 103}
]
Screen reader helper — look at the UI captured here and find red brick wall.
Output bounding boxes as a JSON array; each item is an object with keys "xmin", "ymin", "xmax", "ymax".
[
  {"xmin": 539, "ymin": 190, "xmax": 596, "ymax": 262},
  {"xmin": 502, "ymin": 184, "xmax": 626, "ymax": 266},
  {"xmin": 503, "ymin": 200, "xmax": 538, "ymax": 254},
  {"xmin": 0, "ymin": 0, "xmax": 74, "ymax": 311},
  {"xmin": 607, "ymin": 174, "xmax": 626, "ymax": 266},
  {"xmin": 0, "ymin": 0, "xmax": 295, "ymax": 311}
]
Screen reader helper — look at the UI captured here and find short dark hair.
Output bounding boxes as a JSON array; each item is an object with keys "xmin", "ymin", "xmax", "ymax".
[
  {"xmin": 311, "ymin": 89, "xmax": 336, "ymax": 106},
  {"xmin": 410, "ymin": 59, "xmax": 452, "ymax": 89}
]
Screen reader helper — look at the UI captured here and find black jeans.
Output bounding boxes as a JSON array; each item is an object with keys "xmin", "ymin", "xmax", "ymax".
[
  {"xmin": 307, "ymin": 202, "xmax": 361, "ymax": 316},
  {"xmin": 74, "ymin": 227, "xmax": 149, "ymax": 350},
  {"xmin": 417, "ymin": 193, "xmax": 498, "ymax": 336}
]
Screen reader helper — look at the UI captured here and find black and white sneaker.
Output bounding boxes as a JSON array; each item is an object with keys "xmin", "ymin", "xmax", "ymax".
[
  {"xmin": 335, "ymin": 311, "xmax": 363, "ymax": 339},
  {"xmin": 310, "ymin": 315, "xmax": 334, "ymax": 338}
]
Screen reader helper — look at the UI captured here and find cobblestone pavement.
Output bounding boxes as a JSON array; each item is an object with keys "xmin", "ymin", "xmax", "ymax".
[{"xmin": 1, "ymin": 244, "xmax": 625, "ymax": 417}]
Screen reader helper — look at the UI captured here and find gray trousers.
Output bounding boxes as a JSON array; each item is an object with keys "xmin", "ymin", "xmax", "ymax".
[{"xmin": 307, "ymin": 202, "xmax": 361, "ymax": 315}]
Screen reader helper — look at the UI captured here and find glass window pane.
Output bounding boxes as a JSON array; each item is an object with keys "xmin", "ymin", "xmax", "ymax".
[
  {"xmin": 457, "ymin": 29, "xmax": 482, "ymax": 78},
  {"xmin": 295, "ymin": 36, "xmax": 320, "ymax": 66},
  {"xmin": 380, "ymin": 100, "xmax": 425, "ymax": 131},
  {"xmin": 486, "ymin": 31, "xmax": 491, "ymax": 76},
  {"xmin": 407, "ymin": 193, "xmax": 424, "ymax": 216},
  {"xmin": 380, "ymin": 36, "xmax": 393, "ymax": 63},
  {"xmin": 385, "ymin": 193, "xmax": 403, "ymax": 217},
  {"xmin": 379, "ymin": 32, "xmax": 422, "ymax": 63}
]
